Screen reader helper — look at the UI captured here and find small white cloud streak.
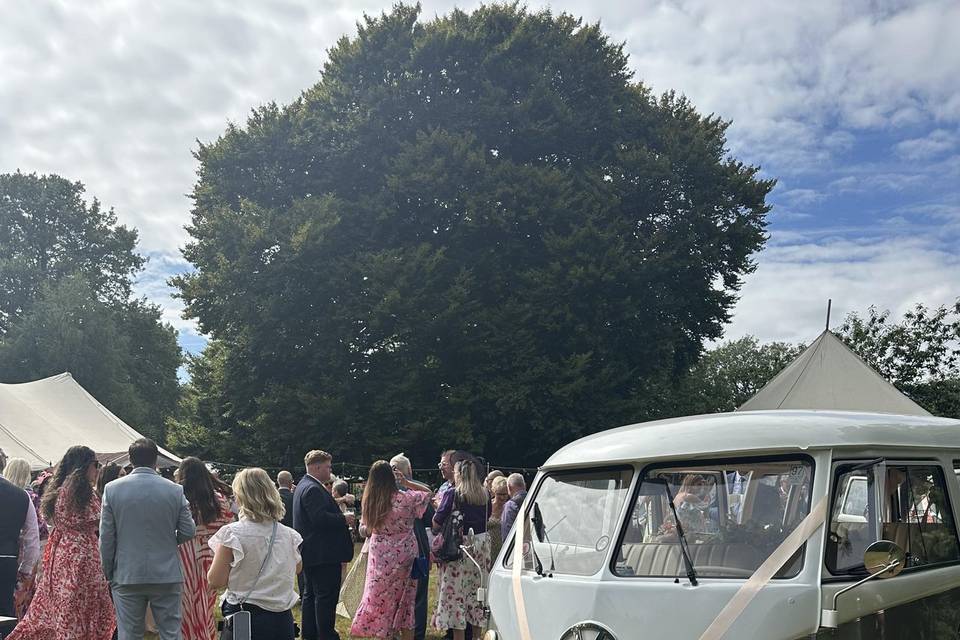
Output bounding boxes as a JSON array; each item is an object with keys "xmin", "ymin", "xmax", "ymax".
[{"xmin": 727, "ymin": 232, "xmax": 960, "ymax": 344}]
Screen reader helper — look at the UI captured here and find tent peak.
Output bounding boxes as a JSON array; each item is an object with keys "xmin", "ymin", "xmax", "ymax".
[{"xmin": 738, "ymin": 329, "xmax": 930, "ymax": 416}]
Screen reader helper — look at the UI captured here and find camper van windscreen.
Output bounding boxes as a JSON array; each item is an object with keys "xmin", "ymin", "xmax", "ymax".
[
  {"xmin": 504, "ymin": 467, "xmax": 634, "ymax": 576},
  {"xmin": 613, "ymin": 458, "xmax": 813, "ymax": 579}
]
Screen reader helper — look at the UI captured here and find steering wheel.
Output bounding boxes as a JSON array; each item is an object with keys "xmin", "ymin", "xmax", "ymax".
[{"xmin": 691, "ymin": 566, "xmax": 754, "ymax": 578}]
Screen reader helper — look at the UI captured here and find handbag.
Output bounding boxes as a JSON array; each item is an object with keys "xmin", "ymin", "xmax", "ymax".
[
  {"xmin": 336, "ymin": 543, "xmax": 368, "ymax": 620},
  {"xmin": 219, "ymin": 522, "xmax": 278, "ymax": 640},
  {"xmin": 432, "ymin": 493, "xmax": 464, "ymax": 563}
]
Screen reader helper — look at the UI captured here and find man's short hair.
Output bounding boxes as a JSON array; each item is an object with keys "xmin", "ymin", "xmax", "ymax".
[
  {"xmin": 304, "ymin": 450, "xmax": 332, "ymax": 467},
  {"xmin": 332, "ymin": 479, "xmax": 349, "ymax": 497},
  {"xmin": 507, "ymin": 473, "xmax": 526, "ymax": 490},
  {"xmin": 128, "ymin": 438, "xmax": 159, "ymax": 468},
  {"xmin": 277, "ymin": 470, "xmax": 293, "ymax": 486},
  {"xmin": 390, "ymin": 453, "xmax": 412, "ymax": 478},
  {"xmin": 0, "ymin": 447, "xmax": 7, "ymax": 474}
]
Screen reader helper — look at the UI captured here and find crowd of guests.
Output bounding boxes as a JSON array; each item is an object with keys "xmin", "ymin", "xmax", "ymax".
[{"xmin": 0, "ymin": 442, "xmax": 528, "ymax": 640}]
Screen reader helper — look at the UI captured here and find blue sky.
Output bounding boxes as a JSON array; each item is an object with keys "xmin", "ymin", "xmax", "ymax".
[{"xmin": 2, "ymin": 0, "xmax": 958, "ymax": 362}]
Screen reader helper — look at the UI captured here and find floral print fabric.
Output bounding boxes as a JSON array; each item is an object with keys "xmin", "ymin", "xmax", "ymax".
[
  {"xmin": 432, "ymin": 531, "xmax": 491, "ymax": 631},
  {"xmin": 9, "ymin": 480, "xmax": 115, "ymax": 640},
  {"xmin": 350, "ymin": 490, "xmax": 430, "ymax": 639}
]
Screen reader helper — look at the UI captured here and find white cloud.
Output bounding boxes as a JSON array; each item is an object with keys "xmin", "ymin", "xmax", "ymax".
[
  {"xmin": 895, "ymin": 129, "xmax": 959, "ymax": 160},
  {"xmin": 727, "ymin": 231, "xmax": 960, "ymax": 344},
  {"xmin": 133, "ymin": 252, "xmax": 201, "ymax": 347}
]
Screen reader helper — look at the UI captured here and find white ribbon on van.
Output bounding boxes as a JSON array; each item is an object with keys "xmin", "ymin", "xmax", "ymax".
[
  {"xmin": 698, "ymin": 495, "xmax": 829, "ymax": 640},
  {"xmin": 511, "ymin": 497, "xmax": 534, "ymax": 640}
]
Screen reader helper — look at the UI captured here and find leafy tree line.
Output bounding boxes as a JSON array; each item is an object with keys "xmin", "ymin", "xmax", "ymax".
[
  {"xmin": 674, "ymin": 302, "xmax": 960, "ymax": 419},
  {"xmin": 169, "ymin": 4, "xmax": 774, "ymax": 467},
  {"xmin": 0, "ymin": 171, "xmax": 181, "ymax": 442}
]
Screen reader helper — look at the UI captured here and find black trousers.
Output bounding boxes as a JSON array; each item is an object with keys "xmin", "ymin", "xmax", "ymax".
[
  {"xmin": 0, "ymin": 557, "xmax": 16, "ymax": 618},
  {"xmin": 221, "ymin": 602, "xmax": 295, "ymax": 640},
  {"xmin": 301, "ymin": 563, "xmax": 342, "ymax": 640},
  {"xmin": 414, "ymin": 570, "xmax": 429, "ymax": 640}
]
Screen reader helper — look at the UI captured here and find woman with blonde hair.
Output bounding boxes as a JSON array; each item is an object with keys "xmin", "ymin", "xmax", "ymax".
[
  {"xmin": 432, "ymin": 456, "xmax": 491, "ymax": 639},
  {"xmin": 207, "ymin": 468, "xmax": 302, "ymax": 640},
  {"xmin": 350, "ymin": 460, "xmax": 431, "ymax": 639},
  {"xmin": 487, "ymin": 475, "xmax": 510, "ymax": 560}
]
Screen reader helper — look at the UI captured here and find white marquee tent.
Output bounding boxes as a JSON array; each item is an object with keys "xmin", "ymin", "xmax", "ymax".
[
  {"xmin": 0, "ymin": 372, "xmax": 181, "ymax": 470},
  {"xmin": 738, "ymin": 330, "xmax": 931, "ymax": 416}
]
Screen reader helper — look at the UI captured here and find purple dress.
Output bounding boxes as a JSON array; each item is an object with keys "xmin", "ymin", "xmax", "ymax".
[{"xmin": 350, "ymin": 490, "xmax": 430, "ymax": 638}]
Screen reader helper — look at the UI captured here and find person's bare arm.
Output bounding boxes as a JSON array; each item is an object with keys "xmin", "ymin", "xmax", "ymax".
[{"xmin": 207, "ymin": 544, "xmax": 234, "ymax": 589}]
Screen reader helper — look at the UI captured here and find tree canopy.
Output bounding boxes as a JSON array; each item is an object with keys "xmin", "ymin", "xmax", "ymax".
[
  {"xmin": 838, "ymin": 302, "xmax": 960, "ymax": 418},
  {"xmin": 173, "ymin": 4, "xmax": 774, "ymax": 467},
  {"xmin": 0, "ymin": 172, "xmax": 143, "ymax": 333},
  {"xmin": 0, "ymin": 172, "xmax": 181, "ymax": 442}
]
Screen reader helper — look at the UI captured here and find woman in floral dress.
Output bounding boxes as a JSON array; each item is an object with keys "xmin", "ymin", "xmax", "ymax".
[
  {"xmin": 432, "ymin": 458, "xmax": 491, "ymax": 640},
  {"xmin": 10, "ymin": 445, "xmax": 115, "ymax": 640},
  {"xmin": 176, "ymin": 457, "xmax": 235, "ymax": 640},
  {"xmin": 350, "ymin": 460, "xmax": 431, "ymax": 640}
]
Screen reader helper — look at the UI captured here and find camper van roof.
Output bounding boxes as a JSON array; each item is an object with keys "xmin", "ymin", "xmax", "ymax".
[{"xmin": 545, "ymin": 410, "xmax": 960, "ymax": 469}]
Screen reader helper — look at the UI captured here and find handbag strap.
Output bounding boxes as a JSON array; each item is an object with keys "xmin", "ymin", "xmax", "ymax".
[{"xmin": 238, "ymin": 521, "xmax": 278, "ymax": 607}]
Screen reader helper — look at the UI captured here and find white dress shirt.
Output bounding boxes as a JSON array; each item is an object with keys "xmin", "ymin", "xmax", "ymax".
[{"xmin": 19, "ymin": 496, "xmax": 40, "ymax": 573}]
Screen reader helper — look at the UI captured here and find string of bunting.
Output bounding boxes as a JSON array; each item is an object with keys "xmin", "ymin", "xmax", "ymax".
[{"xmin": 203, "ymin": 458, "xmax": 540, "ymax": 477}]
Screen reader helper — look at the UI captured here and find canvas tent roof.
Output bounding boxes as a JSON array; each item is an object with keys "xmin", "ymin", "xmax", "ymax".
[
  {"xmin": 0, "ymin": 372, "xmax": 181, "ymax": 471},
  {"xmin": 738, "ymin": 330, "xmax": 931, "ymax": 416}
]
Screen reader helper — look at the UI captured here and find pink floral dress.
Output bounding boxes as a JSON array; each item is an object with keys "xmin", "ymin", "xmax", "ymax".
[
  {"xmin": 10, "ymin": 481, "xmax": 115, "ymax": 640},
  {"xmin": 350, "ymin": 490, "xmax": 431, "ymax": 639}
]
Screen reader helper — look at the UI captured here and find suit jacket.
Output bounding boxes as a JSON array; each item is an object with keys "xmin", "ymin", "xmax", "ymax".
[
  {"xmin": 279, "ymin": 487, "xmax": 294, "ymax": 528},
  {"xmin": 99, "ymin": 467, "xmax": 196, "ymax": 585},
  {"xmin": 293, "ymin": 474, "xmax": 353, "ymax": 566}
]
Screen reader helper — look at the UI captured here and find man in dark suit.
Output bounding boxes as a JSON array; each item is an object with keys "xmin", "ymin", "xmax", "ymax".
[
  {"xmin": 294, "ymin": 450, "xmax": 354, "ymax": 640},
  {"xmin": 277, "ymin": 469, "xmax": 304, "ymax": 598},
  {"xmin": 277, "ymin": 470, "xmax": 295, "ymax": 527}
]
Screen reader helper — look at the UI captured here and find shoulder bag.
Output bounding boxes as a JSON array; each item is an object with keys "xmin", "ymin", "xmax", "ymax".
[{"xmin": 219, "ymin": 521, "xmax": 278, "ymax": 640}]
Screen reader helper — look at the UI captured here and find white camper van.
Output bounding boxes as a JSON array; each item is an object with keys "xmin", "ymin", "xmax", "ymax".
[{"xmin": 481, "ymin": 410, "xmax": 960, "ymax": 639}]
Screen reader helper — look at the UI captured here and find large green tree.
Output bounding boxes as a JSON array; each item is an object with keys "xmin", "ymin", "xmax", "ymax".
[
  {"xmin": 174, "ymin": 4, "xmax": 773, "ymax": 467},
  {"xmin": 0, "ymin": 172, "xmax": 144, "ymax": 333},
  {"xmin": 0, "ymin": 172, "xmax": 181, "ymax": 441},
  {"xmin": 674, "ymin": 336, "xmax": 805, "ymax": 415}
]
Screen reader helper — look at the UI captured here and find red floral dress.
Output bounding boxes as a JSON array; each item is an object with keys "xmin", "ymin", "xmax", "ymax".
[
  {"xmin": 178, "ymin": 493, "xmax": 234, "ymax": 640},
  {"xmin": 10, "ymin": 481, "xmax": 115, "ymax": 640},
  {"xmin": 350, "ymin": 490, "xmax": 431, "ymax": 639}
]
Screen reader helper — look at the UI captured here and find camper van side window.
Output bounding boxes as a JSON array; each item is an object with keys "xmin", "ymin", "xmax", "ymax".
[
  {"xmin": 827, "ymin": 463, "xmax": 960, "ymax": 575},
  {"xmin": 613, "ymin": 458, "xmax": 813, "ymax": 579}
]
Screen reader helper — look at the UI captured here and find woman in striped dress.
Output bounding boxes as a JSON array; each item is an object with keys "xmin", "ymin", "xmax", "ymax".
[{"xmin": 176, "ymin": 457, "xmax": 234, "ymax": 640}]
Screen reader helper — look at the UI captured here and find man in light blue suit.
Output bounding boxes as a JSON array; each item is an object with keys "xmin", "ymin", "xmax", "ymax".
[{"xmin": 100, "ymin": 438, "xmax": 196, "ymax": 640}]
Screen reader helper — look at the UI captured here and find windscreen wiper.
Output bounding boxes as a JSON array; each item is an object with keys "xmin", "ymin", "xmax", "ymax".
[
  {"xmin": 649, "ymin": 477, "xmax": 699, "ymax": 586},
  {"xmin": 527, "ymin": 505, "xmax": 547, "ymax": 577}
]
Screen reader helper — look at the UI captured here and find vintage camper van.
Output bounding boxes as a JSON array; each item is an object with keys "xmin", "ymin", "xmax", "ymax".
[{"xmin": 481, "ymin": 410, "xmax": 960, "ymax": 639}]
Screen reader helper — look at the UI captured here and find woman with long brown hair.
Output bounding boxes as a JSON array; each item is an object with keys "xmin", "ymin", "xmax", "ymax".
[
  {"xmin": 176, "ymin": 457, "xmax": 234, "ymax": 640},
  {"xmin": 10, "ymin": 445, "xmax": 115, "ymax": 640},
  {"xmin": 350, "ymin": 460, "xmax": 431, "ymax": 639}
]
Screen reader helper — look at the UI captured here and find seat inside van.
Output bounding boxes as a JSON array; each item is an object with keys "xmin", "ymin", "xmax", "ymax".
[{"xmin": 620, "ymin": 542, "xmax": 762, "ymax": 576}]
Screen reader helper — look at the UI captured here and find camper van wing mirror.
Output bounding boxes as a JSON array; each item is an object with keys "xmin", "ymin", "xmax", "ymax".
[
  {"xmin": 821, "ymin": 540, "xmax": 906, "ymax": 628},
  {"xmin": 863, "ymin": 540, "xmax": 905, "ymax": 579}
]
